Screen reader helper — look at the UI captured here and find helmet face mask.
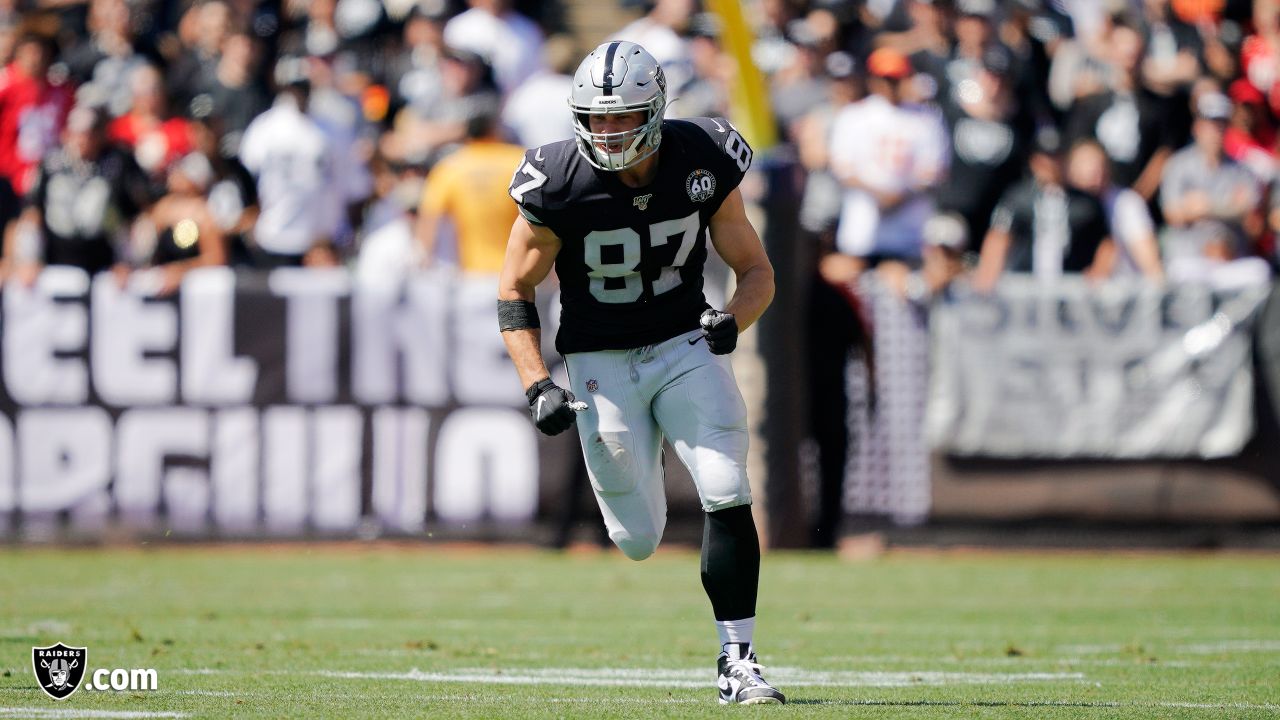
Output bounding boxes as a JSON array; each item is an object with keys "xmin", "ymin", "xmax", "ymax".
[{"xmin": 569, "ymin": 41, "xmax": 667, "ymax": 171}]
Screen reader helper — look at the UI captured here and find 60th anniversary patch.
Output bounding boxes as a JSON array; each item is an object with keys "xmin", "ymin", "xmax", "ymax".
[
  {"xmin": 686, "ymin": 169, "xmax": 716, "ymax": 202},
  {"xmin": 32, "ymin": 643, "xmax": 87, "ymax": 700}
]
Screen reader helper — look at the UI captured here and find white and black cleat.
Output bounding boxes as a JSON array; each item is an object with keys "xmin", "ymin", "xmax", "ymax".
[{"xmin": 716, "ymin": 643, "xmax": 785, "ymax": 705}]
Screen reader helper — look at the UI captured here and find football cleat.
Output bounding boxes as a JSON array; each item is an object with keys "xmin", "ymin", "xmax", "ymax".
[{"xmin": 717, "ymin": 644, "xmax": 785, "ymax": 705}]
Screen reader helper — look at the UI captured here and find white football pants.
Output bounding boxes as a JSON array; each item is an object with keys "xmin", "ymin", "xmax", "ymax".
[{"xmin": 564, "ymin": 328, "xmax": 752, "ymax": 560}]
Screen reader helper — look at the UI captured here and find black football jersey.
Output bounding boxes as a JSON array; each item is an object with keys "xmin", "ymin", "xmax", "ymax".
[{"xmin": 508, "ymin": 117, "xmax": 753, "ymax": 354}]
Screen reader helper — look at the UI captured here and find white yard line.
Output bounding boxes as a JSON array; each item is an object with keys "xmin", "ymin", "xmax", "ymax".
[
  {"xmin": 1176, "ymin": 640, "xmax": 1280, "ymax": 654},
  {"xmin": 0, "ymin": 620, "xmax": 74, "ymax": 638},
  {"xmin": 1054, "ymin": 643, "xmax": 1130, "ymax": 655},
  {"xmin": 0, "ymin": 710, "xmax": 188, "ymax": 719},
  {"xmin": 314, "ymin": 667, "xmax": 1086, "ymax": 689},
  {"xmin": 826, "ymin": 699, "xmax": 1280, "ymax": 711},
  {"xmin": 90, "ymin": 666, "xmax": 1280, "ymax": 713},
  {"xmin": 1157, "ymin": 702, "xmax": 1280, "ymax": 711}
]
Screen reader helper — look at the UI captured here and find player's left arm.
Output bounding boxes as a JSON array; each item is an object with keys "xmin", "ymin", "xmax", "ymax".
[{"xmin": 709, "ymin": 186, "xmax": 774, "ymax": 331}]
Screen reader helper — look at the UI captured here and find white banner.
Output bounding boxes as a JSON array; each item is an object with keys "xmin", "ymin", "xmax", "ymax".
[
  {"xmin": 927, "ymin": 276, "xmax": 1271, "ymax": 459},
  {"xmin": 0, "ymin": 267, "xmax": 571, "ymax": 537}
]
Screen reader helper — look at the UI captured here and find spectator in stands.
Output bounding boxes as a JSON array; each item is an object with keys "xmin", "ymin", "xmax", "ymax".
[
  {"xmin": 134, "ymin": 151, "xmax": 227, "ymax": 295},
  {"xmin": 1062, "ymin": 0, "xmax": 1112, "ymax": 51},
  {"xmin": 386, "ymin": 6, "xmax": 447, "ymax": 122},
  {"xmin": 826, "ymin": 47, "xmax": 948, "ymax": 281},
  {"xmin": 1046, "ymin": 12, "xmax": 1110, "ymax": 116},
  {"xmin": 674, "ymin": 14, "xmax": 731, "ymax": 119},
  {"xmin": 1191, "ymin": 3, "xmax": 1239, "ymax": 83},
  {"xmin": 306, "ymin": 52, "xmax": 374, "ymax": 250},
  {"xmin": 881, "ymin": 210, "xmax": 971, "ymax": 303},
  {"xmin": 196, "ymin": 33, "xmax": 271, "ymax": 150},
  {"xmin": 237, "ymin": 59, "xmax": 342, "ymax": 268},
  {"xmin": 920, "ymin": 211, "xmax": 970, "ymax": 296},
  {"xmin": 383, "ymin": 48, "xmax": 499, "ymax": 166},
  {"xmin": 1223, "ymin": 77, "xmax": 1277, "ymax": 183},
  {"xmin": 1064, "ymin": 17, "xmax": 1175, "ymax": 208},
  {"xmin": 0, "ymin": 22, "xmax": 14, "ymax": 67},
  {"xmin": 280, "ymin": 0, "xmax": 340, "ymax": 59},
  {"xmin": 769, "ymin": 9, "xmax": 838, "ymax": 129},
  {"xmin": 108, "ymin": 64, "xmax": 194, "ymax": 180},
  {"xmin": 1159, "ymin": 91, "xmax": 1262, "ymax": 279},
  {"xmin": 502, "ymin": 34, "xmax": 576, "ymax": 148},
  {"xmin": 166, "ymin": 0, "xmax": 231, "ymax": 115},
  {"xmin": 1241, "ymin": 0, "xmax": 1280, "ymax": 119},
  {"xmin": 973, "ymin": 129, "xmax": 1114, "ymax": 290},
  {"xmin": 356, "ymin": 164, "xmax": 422, "ymax": 286},
  {"xmin": 748, "ymin": 0, "xmax": 803, "ymax": 77},
  {"xmin": 873, "ymin": 0, "xmax": 950, "ymax": 64},
  {"xmin": 1139, "ymin": 0, "xmax": 1203, "ymax": 101},
  {"xmin": 11, "ymin": 105, "xmax": 152, "ymax": 283},
  {"xmin": 611, "ymin": 0, "xmax": 694, "ymax": 111},
  {"xmin": 795, "ymin": 51, "xmax": 860, "ymax": 240},
  {"xmin": 443, "ymin": 0, "xmax": 544, "ymax": 95},
  {"xmin": 63, "ymin": 0, "xmax": 146, "ymax": 118},
  {"xmin": 939, "ymin": 0, "xmax": 1020, "ymax": 95},
  {"xmin": 188, "ymin": 113, "xmax": 258, "ymax": 266},
  {"xmin": 1269, "ymin": 178, "xmax": 1280, "ymax": 265},
  {"xmin": 415, "ymin": 110, "xmax": 523, "ymax": 273},
  {"xmin": 935, "ymin": 44, "xmax": 1033, "ymax": 251},
  {"xmin": 0, "ymin": 34, "xmax": 71, "ymax": 197},
  {"xmin": 999, "ymin": 0, "xmax": 1063, "ymax": 126},
  {"xmin": 1067, "ymin": 138, "xmax": 1165, "ymax": 280}
]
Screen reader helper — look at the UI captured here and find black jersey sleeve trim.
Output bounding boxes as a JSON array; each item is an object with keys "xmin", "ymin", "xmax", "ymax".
[{"xmin": 518, "ymin": 204, "xmax": 546, "ymax": 226}]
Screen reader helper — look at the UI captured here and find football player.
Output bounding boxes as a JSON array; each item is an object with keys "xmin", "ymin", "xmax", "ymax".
[{"xmin": 497, "ymin": 41, "xmax": 783, "ymax": 705}]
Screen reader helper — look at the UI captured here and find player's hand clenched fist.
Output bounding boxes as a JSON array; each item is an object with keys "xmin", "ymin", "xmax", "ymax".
[
  {"xmin": 700, "ymin": 309, "xmax": 738, "ymax": 355},
  {"xmin": 526, "ymin": 378, "xmax": 578, "ymax": 435}
]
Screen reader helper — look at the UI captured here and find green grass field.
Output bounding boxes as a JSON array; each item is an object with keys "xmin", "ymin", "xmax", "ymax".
[{"xmin": 1, "ymin": 544, "xmax": 1278, "ymax": 718}]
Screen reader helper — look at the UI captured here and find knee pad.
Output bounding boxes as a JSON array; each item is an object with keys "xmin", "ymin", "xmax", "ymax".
[
  {"xmin": 611, "ymin": 530, "xmax": 659, "ymax": 561},
  {"xmin": 586, "ymin": 432, "xmax": 639, "ymax": 495}
]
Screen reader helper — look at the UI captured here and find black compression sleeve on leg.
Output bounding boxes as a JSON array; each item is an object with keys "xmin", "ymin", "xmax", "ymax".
[{"xmin": 700, "ymin": 504, "xmax": 761, "ymax": 621}]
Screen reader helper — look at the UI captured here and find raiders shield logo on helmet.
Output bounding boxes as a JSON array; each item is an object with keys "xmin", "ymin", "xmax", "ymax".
[{"xmin": 33, "ymin": 643, "xmax": 87, "ymax": 700}]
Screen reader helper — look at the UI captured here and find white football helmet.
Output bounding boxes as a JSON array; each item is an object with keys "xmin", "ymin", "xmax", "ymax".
[{"xmin": 569, "ymin": 41, "xmax": 667, "ymax": 171}]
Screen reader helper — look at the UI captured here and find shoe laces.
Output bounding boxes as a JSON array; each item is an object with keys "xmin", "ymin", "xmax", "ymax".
[{"xmin": 724, "ymin": 655, "xmax": 767, "ymax": 683}]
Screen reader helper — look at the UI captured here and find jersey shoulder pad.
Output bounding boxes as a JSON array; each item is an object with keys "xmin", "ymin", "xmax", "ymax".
[
  {"xmin": 668, "ymin": 117, "xmax": 753, "ymax": 179},
  {"xmin": 508, "ymin": 140, "xmax": 579, "ymax": 224}
]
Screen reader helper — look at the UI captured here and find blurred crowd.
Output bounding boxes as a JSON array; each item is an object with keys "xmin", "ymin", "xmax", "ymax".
[
  {"xmin": 0, "ymin": 0, "xmax": 1277, "ymax": 295},
  {"xmin": 778, "ymin": 0, "xmax": 1278, "ymax": 300},
  {"xmin": 0, "ymin": 0, "xmax": 581, "ymax": 291}
]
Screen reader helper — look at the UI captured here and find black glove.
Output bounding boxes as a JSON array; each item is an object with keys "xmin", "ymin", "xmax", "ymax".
[
  {"xmin": 700, "ymin": 308, "xmax": 739, "ymax": 355},
  {"xmin": 526, "ymin": 378, "xmax": 578, "ymax": 436}
]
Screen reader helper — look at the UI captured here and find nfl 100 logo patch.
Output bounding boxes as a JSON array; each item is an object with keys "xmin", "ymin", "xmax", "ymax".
[
  {"xmin": 686, "ymin": 169, "xmax": 716, "ymax": 202},
  {"xmin": 586, "ymin": 379, "xmax": 599, "ymax": 393}
]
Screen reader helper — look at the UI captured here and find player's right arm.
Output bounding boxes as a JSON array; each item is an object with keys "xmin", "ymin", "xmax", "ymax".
[
  {"xmin": 500, "ymin": 215, "xmax": 581, "ymax": 437},
  {"xmin": 497, "ymin": 214, "xmax": 561, "ymax": 389}
]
